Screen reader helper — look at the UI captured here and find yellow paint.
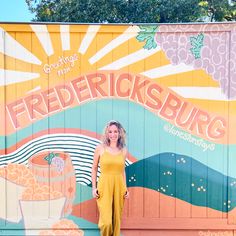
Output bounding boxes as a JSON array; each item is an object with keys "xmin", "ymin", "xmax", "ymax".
[{"xmin": 0, "ymin": 23, "xmax": 235, "ymax": 140}]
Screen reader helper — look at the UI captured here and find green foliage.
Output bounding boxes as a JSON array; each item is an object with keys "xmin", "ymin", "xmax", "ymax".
[
  {"xmin": 136, "ymin": 26, "xmax": 158, "ymax": 50},
  {"xmin": 198, "ymin": 0, "xmax": 236, "ymax": 21},
  {"xmin": 26, "ymin": 0, "xmax": 158, "ymax": 23},
  {"xmin": 25, "ymin": 0, "xmax": 236, "ymax": 23},
  {"xmin": 158, "ymin": 0, "xmax": 202, "ymax": 23}
]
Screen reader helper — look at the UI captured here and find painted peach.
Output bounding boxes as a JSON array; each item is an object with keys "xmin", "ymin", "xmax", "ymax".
[
  {"xmin": 22, "ymin": 184, "xmax": 63, "ymax": 200},
  {"xmin": 39, "ymin": 219, "xmax": 84, "ymax": 236},
  {"xmin": 0, "ymin": 163, "xmax": 37, "ymax": 187},
  {"xmin": 28, "ymin": 151, "xmax": 76, "ymax": 215}
]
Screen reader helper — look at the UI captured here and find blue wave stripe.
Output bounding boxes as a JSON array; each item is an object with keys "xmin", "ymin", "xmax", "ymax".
[
  {"xmin": 0, "ymin": 99, "xmax": 234, "ymax": 178},
  {"xmin": 2, "ymin": 134, "xmax": 98, "ymax": 160},
  {"xmin": 0, "ymin": 133, "xmax": 132, "ymax": 186}
]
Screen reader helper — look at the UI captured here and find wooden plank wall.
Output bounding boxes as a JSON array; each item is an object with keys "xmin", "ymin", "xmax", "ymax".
[{"xmin": 0, "ymin": 23, "xmax": 235, "ymax": 236}]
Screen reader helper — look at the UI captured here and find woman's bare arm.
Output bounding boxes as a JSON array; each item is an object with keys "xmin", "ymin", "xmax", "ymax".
[
  {"xmin": 123, "ymin": 148, "xmax": 129, "ymax": 199},
  {"xmin": 91, "ymin": 145, "xmax": 101, "ymax": 198}
]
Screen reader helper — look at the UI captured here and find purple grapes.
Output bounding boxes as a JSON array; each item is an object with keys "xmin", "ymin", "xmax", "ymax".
[
  {"xmin": 155, "ymin": 25, "xmax": 236, "ymax": 99},
  {"xmin": 52, "ymin": 156, "xmax": 65, "ymax": 172}
]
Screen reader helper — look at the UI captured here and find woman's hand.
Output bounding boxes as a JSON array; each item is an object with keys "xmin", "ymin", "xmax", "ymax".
[
  {"xmin": 92, "ymin": 188, "xmax": 100, "ymax": 199},
  {"xmin": 124, "ymin": 190, "xmax": 129, "ymax": 199}
]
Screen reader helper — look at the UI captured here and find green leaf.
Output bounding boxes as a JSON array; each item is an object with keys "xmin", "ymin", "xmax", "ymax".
[
  {"xmin": 44, "ymin": 152, "xmax": 57, "ymax": 165},
  {"xmin": 136, "ymin": 25, "xmax": 158, "ymax": 50},
  {"xmin": 189, "ymin": 33, "xmax": 204, "ymax": 59},
  {"xmin": 144, "ymin": 37, "xmax": 157, "ymax": 50},
  {"xmin": 136, "ymin": 34, "xmax": 148, "ymax": 42}
]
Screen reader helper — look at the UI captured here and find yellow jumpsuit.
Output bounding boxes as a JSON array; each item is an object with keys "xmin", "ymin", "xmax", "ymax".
[{"xmin": 97, "ymin": 150, "xmax": 127, "ymax": 236}]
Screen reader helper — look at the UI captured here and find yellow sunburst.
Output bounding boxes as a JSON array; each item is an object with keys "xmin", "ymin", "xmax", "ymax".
[{"xmin": 0, "ymin": 23, "xmax": 234, "ymax": 116}]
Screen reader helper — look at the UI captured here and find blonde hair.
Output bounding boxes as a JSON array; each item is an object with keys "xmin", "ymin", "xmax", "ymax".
[{"xmin": 102, "ymin": 120, "xmax": 126, "ymax": 149}]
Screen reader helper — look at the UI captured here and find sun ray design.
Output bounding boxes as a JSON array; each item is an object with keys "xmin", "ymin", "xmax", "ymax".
[
  {"xmin": 0, "ymin": 69, "xmax": 39, "ymax": 86},
  {"xmin": 60, "ymin": 25, "xmax": 70, "ymax": 51},
  {"xmin": 170, "ymin": 87, "xmax": 233, "ymax": 101},
  {"xmin": 89, "ymin": 25, "xmax": 139, "ymax": 64},
  {"xmin": 78, "ymin": 25, "xmax": 101, "ymax": 55},
  {"xmin": 141, "ymin": 63, "xmax": 194, "ymax": 79},
  {"xmin": 0, "ymin": 27, "xmax": 41, "ymax": 65},
  {"xmin": 26, "ymin": 86, "xmax": 41, "ymax": 94},
  {"xmin": 30, "ymin": 24, "xmax": 54, "ymax": 56},
  {"xmin": 0, "ymin": 23, "xmax": 231, "ymax": 115},
  {"xmin": 0, "ymin": 29, "xmax": 3, "ymax": 52},
  {"xmin": 99, "ymin": 47, "xmax": 161, "ymax": 70}
]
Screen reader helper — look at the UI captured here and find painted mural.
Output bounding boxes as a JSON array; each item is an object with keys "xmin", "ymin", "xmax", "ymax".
[{"xmin": 0, "ymin": 22, "xmax": 236, "ymax": 236}]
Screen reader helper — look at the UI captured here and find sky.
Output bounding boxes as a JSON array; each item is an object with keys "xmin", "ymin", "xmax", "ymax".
[{"xmin": 0, "ymin": 0, "xmax": 35, "ymax": 22}]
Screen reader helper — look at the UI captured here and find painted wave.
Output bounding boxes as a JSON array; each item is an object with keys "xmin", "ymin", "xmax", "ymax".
[
  {"xmin": 126, "ymin": 152, "xmax": 236, "ymax": 212},
  {"xmin": 0, "ymin": 99, "xmax": 235, "ymax": 178},
  {"xmin": 0, "ymin": 133, "xmax": 132, "ymax": 185}
]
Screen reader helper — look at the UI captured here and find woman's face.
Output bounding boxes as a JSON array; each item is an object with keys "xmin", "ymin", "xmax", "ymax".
[{"xmin": 107, "ymin": 124, "xmax": 119, "ymax": 143}]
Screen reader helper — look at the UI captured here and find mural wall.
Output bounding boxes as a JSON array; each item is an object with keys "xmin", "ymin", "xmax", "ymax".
[{"xmin": 0, "ymin": 22, "xmax": 236, "ymax": 236}]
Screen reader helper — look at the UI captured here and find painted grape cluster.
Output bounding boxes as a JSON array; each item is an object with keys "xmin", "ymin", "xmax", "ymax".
[
  {"xmin": 155, "ymin": 24, "xmax": 236, "ymax": 99},
  {"xmin": 52, "ymin": 156, "xmax": 65, "ymax": 172},
  {"xmin": 44, "ymin": 152, "xmax": 65, "ymax": 172}
]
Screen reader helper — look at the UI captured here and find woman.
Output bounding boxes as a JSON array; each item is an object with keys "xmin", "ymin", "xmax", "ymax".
[{"xmin": 92, "ymin": 120, "xmax": 129, "ymax": 236}]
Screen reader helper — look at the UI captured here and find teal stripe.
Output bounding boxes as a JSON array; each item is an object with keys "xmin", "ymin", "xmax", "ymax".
[
  {"xmin": 0, "ymin": 99, "xmax": 235, "ymax": 178},
  {"xmin": 126, "ymin": 152, "xmax": 233, "ymax": 213}
]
